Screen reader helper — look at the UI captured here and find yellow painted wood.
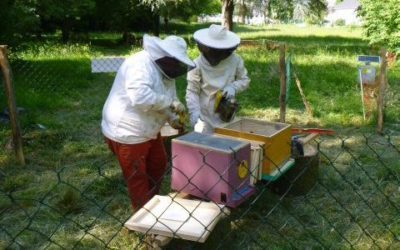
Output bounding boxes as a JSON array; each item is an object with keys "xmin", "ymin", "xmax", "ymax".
[{"xmin": 214, "ymin": 118, "xmax": 291, "ymax": 175}]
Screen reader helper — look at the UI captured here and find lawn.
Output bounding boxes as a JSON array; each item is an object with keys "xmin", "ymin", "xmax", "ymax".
[{"xmin": 0, "ymin": 24, "xmax": 399, "ymax": 249}]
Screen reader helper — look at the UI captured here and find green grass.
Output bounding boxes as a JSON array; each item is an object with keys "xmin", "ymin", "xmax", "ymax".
[{"xmin": 0, "ymin": 23, "xmax": 399, "ymax": 249}]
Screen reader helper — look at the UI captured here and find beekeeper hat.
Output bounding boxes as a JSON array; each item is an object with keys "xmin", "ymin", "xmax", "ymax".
[
  {"xmin": 193, "ymin": 24, "xmax": 240, "ymax": 49},
  {"xmin": 143, "ymin": 34, "xmax": 195, "ymax": 68}
]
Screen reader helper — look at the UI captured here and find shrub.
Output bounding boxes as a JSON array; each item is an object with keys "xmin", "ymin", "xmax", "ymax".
[
  {"xmin": 335, "ymin": 19, "xmax": 346, "ymax": 26},
  {"xmin": 358, "ymin": 0, "xmax": 400, "ymax": 54}
]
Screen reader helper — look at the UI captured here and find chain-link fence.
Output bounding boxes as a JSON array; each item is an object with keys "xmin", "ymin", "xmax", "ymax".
[{"xmin": 1, "ymin": 44, "xmax": 400, "ymax": 250}]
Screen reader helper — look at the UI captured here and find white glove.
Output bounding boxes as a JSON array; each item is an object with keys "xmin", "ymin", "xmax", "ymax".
[
  {"xmin": 222, "ymin": 85, "xmax": 235, "ymax": 98},
  {"xmin": 170, "ymin": 100, "xmax": 185, "ymax": 113}
]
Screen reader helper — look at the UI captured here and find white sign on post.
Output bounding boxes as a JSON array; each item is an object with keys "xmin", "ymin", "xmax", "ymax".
[{"xmin": 357, "ymin": 55, "xmax": 380, "ymax": 120}]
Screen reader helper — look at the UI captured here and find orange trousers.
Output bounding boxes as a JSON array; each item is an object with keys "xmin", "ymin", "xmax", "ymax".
[{"xmin": 105, "ymin": 134, "xmax": 167, "ymax": 210}]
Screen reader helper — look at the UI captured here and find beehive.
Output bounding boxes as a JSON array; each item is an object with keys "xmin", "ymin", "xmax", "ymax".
[
  {"xmin": 214, "ymin": 118, "xmax": 292, "ymax": 180},
  {"xmin": 171, "ymin": 132, "xmax": 255, "ymax": 207}
]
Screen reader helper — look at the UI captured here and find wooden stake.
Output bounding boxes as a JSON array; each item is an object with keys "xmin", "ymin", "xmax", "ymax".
[
  {"xmin": 279, "ymin": 44, "xmax": 286, "ymax": 123},
  {"xmin": 293, "ymin": 72, "xmax": 313, "ymax": 117},
  {"xmin": 359, "ymin": 68, "xmax": 367, "ymax": 120},
  {"xmin": 0, "ymin": 45, "xmax": 25, "ymax": 165},
  {"xmin": 376, "ymin": 48, "xmax": 387, "ymax": 134}
]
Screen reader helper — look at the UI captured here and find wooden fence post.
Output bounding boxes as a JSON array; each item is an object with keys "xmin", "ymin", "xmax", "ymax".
[
  {"xmin": 279, "ymin": 44, "xmax": 286, "ymax": 123},
  {"xmin": 0, "ymin": 45, "xmax": 25, "ymax": 165},
  {"xmin": 376, "ymin": 48, "xmax": 387, "ymax": 134}
]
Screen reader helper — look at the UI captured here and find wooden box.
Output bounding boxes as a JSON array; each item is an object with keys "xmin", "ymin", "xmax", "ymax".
[
  {"xmin": 214, "ymin": 118, "xmax": 293, "ymax": 180},
  {"xmin": 171, "ymin": 132, "xmax": 255, "ymax": 207}
]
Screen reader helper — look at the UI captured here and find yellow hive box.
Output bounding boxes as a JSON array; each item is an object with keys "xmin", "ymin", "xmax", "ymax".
[{"xmin": 214, "ymin": 118, "xmax": 293, "ymax": 180}]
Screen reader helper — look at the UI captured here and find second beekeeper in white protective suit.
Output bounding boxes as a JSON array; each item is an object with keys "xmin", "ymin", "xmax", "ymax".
[{"xmin": 186, "ymin": 24, "xmax": 250, "ymax": 134}]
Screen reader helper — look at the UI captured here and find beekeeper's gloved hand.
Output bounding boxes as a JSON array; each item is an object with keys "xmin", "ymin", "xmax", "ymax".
[
  {"xmin": 222, "ymin": 85, "xmax": 235, "ymax": 98},
  {"xmin": 169, "ymin": 118, "xmax": 184, "ymax": 130},
  {"xmin": 170, "ymin": 100, "xmax": 185, "ymax": 113}
]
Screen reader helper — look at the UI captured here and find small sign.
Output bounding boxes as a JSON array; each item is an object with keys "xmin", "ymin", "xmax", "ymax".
[
  {"xmin": 356, "ymin": 55, "xmax": 380, "ymax": 120},
  {"xmin": 358, "ymin": 65, "xmax": 376, "ymax": 85},
  {"xmin": 91, "ymin": 57, "xmax": 125, "ymax": 73}
]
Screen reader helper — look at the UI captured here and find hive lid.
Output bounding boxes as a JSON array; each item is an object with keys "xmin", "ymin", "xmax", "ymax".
[
  {"xmin": 124, "ymin": 195, "xmax": 225, "ymax": 243},
  {"xmin": 216, "ymin": 118, "xmax": 291, "ymax": 138},
  {"xmin": 173, "ymin": 132, "xmax": 249, "ymax": 153}
]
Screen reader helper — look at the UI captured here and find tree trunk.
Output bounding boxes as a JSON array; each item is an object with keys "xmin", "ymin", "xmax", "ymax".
[
  {"xmin": 163, "ymin": 15, "xmax": 169, "ymax": 33},
  {"xmin": 265, "ymin": 0, "xmax": 272, "ymax": 22},
  {"xmin": 61, "ymin": 19, "xmax": 71, "ymax": 43},
  {"xmin": 122, "ymin": 31, "xmax": 131, "ymax": 45},
  {"xmin": 153, "ymin": 12, "xmax": 160, "ymax": 37},
  {"xmin": 221, "ymin": 0, "xmax": 234, "ymax": 31},
  {"xmin": 376, "ymin": 48, "xmax": 387, "ymax": 134},
  {"xmin": 239, "ymin": 0, "xmax": 246, "ymax": 24}
]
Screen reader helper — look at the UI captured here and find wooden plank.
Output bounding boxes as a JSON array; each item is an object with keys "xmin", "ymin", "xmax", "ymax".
[
  {"xmin": 125, "ymin": 195, "xmax": 226, "ymax": 243},
  {"xmin": 0, "ymin": 45, "xmax": 25, "ymax": 165},
  {"xmin": 298, "ymin": 133, "xmax": 319, "ymax": 145},
  {"xmin": 376, "ymin": 49, "xmax": 387, "ymax": 134},
  {"xmin": 293, "ymin": 71, "xmax": 313, "ymax": 117}
]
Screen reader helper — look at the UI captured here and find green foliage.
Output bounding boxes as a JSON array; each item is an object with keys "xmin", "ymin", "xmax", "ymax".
[
  {"xmin": 306, "ymin": 0, "xmax": 327, "ymax": 23},
  {"xmin": 167, "ymin": 0, "xmax": 221, "ymax": 22},
  {"xmin": 93, "ymin": 0, "xmax": 154, "ymax": 32},
  {"xmin": 270, "ymin": 0, "xmax": 294, "ymax": 22},
  {"xmin": 335, "ymin": 18, "xmax": 346, "ymax": 26},
  {"xmin": 37, "ymin": 0, "xmax": 96, "ymax": 41},
  {"xmin": 358, "ymin": 0, "xmax": 400, "ymax": 54},
  {"xmin": 0, "ymin": 0, "xmax": 40, "ymax": 44},
  {"xmin": 1, "ymin": 0, "xmax": 221, "ymax": 44}
]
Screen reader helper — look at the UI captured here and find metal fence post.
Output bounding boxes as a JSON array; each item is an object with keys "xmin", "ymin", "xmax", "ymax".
[{"xmin": 0, "ymin": 45, "xmax": 25, "ymax": 165}]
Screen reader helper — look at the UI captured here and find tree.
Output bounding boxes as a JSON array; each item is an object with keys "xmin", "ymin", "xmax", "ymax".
[
  {"xmin": 221, "ymin": 0, "xmax": 234, "ymax": 30},
  {"xmin": 162, "ymin": 0, "xmax": 220, "ymax": 31},
  {"xmin": 139, "ymin": 0, "xmax": 180, "ymax": 36},
  {"xmin": 93, "ymin": 0, "xmax": 154, "ymax": 43},
  {"xmin": 236, "ymin": 0, "xmax": 248, "ymax": 24},
  {"xmin": 242, "ymin": 0, "xmax": 326, "ymax": 24},
  {"xmin": 270, "ymin": 0, "xmax": 294, "ymax": 22},
  {"xmin": 168, "ymin": 0, "xmax": 220, "ymax": 22},
  {"xmin": 0, "ymin": 0, "xmax": 41, "ymax": 44},
  {"xmin": 141, "ymin": 0, "xmax": 221, "ymax": 34},
  {"xmin": 358, "ymin": 0, "xmax": 400, "ymax": 54},
  {"xmin": 306, "ymin": 0, "xmax": 327, "ymax": 24},
  {"xmin": 36, "ymin": 0, "xmax": 95, "ymax": 42}
]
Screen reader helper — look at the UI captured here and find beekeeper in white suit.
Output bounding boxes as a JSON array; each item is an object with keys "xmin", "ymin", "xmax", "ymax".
[
  {"xmin": 186, "ymin": 24, "xmax": 250, "ymax": 134},
  {"xmin": 101, "ymin": 34, "xmax": 195, "ymax": 210}
]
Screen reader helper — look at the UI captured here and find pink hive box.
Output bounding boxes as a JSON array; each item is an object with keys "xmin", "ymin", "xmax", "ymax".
[{"xmin": 171, "ymin": 132, "xmax": 255, "ymax": 207}]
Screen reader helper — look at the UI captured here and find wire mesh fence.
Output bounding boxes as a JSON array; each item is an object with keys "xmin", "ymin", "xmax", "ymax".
[{"xmin": 1, "ymin": 44, "xmax": 400, "ymax": 250}]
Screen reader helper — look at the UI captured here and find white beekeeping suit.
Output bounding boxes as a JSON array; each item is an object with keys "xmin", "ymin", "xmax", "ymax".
[
  {"xmin": 186, "ymin": 24, "xmax": 250, "ymax": 134},
  {"xmin": 101, "ymin": 34, "xmax": 195, "ymax": 210},
  {"xmin": 102, "ymin": 35, "xmax": 194, "ymax": 144}
]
